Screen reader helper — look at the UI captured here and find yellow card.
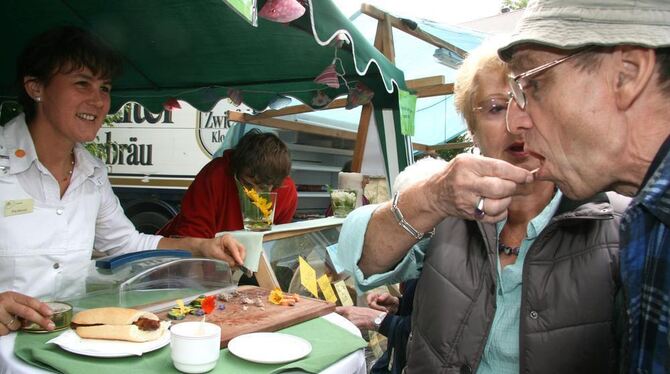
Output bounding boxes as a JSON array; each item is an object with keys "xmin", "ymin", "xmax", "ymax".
[
  {"xmin": 298, "ymin": 256, "xmax": 319, "ymax": 298},
  {"xmin": 4, "ymin": 199, "xmax": 33, "ymax": 217},
  {"xmin": 317, "ymin": 274, "xmax": 338, "ymax": 304},
  {"xmin": 333, "ymin": 280, "xmax": 354, "ymax": 306},
  {"xmin": 369, "ymin": 331, "xmax": 384, "ymax": 358}
]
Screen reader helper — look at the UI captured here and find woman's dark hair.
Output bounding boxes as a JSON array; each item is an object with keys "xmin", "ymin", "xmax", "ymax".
[
  {"xmin": 231, "ymin": 129, "xmax": 291, "ymax": 188},
  {"xmin": 16, "ymin": 26, "xmax": 123, "ymax": 123}
]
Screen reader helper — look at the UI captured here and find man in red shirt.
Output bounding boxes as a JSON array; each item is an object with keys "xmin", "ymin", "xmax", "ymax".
[{"xmin": 159, "ymin": 130, "xmax": 298, "ymax": 238}]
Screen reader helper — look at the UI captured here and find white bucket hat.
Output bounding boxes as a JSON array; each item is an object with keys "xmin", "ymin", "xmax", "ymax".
[{"xmin": 498, "ymin": 0, "xmax": 670, "ymax": 61}]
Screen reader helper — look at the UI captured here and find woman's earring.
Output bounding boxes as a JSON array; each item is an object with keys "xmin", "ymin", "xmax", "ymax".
[{"xmin": 35, "ymin": 97, "xmax": 41, "ymax": 102}]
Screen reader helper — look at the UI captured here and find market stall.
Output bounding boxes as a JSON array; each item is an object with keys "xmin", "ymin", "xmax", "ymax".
[
  {"xmin": 0, "ymin": 0, "xmax": 410, "ymax": 179},
  {"xmin": 0, "ymin": 0, "xmax": 410, "ymax": 372}
]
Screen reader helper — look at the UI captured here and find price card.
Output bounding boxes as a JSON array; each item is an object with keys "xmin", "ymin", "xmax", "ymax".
[
  {"xmin": 298, "ymin": 256, "xmax": 319, "ymax": 298},
  {"xmin": 333, "ymin": 280, "xmax": 354, "ymax": 306},
  {"xmin": 317, "ymin": 275, "xmax": 338, "ymax": 303},
  {"xmin": 369, "ymin": 331, "xmax": 385, "ymax": 358}
]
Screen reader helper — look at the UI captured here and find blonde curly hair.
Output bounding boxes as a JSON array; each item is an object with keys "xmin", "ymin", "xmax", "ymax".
[{"xmin": 453, "ymin": 40, "xmax": 509, "ymax": 134}]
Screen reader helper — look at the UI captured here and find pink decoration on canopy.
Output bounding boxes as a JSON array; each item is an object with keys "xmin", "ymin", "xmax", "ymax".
[
  {"xmin": 227, "ymin": 88, "xmax": 243, "ymax": 106},
  {"xmin": 314, "ymin": 64, "xmax": 340, "ymax": 89},
  {"xmin": 328, "ymin": 33, "xmax": 349, "ymax": 48},
  {"xmin": 259, "ymin": 0, "xmax": 306, "ymax": 23},
  {"xmin": 345, "ymin": 83, "xmax": 374, "ymax": 109},
  {"xmin": 162, "ymin": 98, "xmax": 181, "ymax": 111},
  {"xmin": 311, "ymin": 90, "xmax": 331, "ymax": 107}
]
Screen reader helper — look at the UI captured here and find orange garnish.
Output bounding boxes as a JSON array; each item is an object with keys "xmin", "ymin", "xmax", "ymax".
[
  {"xmin": 201, "ymin": 295, "xmax": 216, "ymax": 314},
  {"xmin": 269, "ymin": 288, "xmax": 284, "ymax": 305},
  {"xmin": 268, "ymin": 288, "xmax": 301, "ymax": 306},
  {"xmin": 280, "ymin": 299, "xmax": 296, "ymax": 306}
]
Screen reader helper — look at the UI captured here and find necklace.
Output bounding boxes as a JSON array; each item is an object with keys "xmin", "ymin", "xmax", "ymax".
[
  {"xmin": 61, "ymin": 152, "xmax": 75, "ymax": 183},
  {"xmin": 498, "ymin": 242, "xmax": 520, "ymax": 256}
]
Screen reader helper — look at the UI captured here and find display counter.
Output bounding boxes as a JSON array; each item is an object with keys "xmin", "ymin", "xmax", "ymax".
[
  {"xmin": 0, "ymin": 217, "xmax": 370, "ymax": 374},
  {"xmin": 253, "ymin": 217, "xmax": 345, "ymax": 293},
  {"xmin": 214, "ymin": 217, "xmax": 346, "ymax": 293}
]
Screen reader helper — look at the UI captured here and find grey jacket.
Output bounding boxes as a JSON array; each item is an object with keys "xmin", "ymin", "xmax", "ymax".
[{"xmin": 405, "ymin": 192, "xmax": 630, "ymax": 374}]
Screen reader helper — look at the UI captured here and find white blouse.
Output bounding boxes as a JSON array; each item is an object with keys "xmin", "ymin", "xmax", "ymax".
[{"xmin": 0, "ymin": 115, "xmax": 161, "ymax": 301}]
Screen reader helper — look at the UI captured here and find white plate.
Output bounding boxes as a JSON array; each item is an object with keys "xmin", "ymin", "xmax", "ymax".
[
  {"xmin": 47, "ymin": 326, "xmax": 170, "ymax": 358},
  {"xmin": 228, "ymin": 332, "xmax": 312, "ymax": 364}
]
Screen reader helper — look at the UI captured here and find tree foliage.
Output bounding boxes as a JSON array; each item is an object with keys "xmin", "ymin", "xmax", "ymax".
[
  {"xmin": 502, "ymin": 0, "xmax": 528, "ymax": 10},
  {"xmin": 436, "ymin": 132, "xmax": 473, "ymax": 162}
]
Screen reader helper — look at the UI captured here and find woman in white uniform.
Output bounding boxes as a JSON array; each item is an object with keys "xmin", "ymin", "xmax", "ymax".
[{"xmin": 0, "ymin": 26, "xmax": 245, "ymax": 335}]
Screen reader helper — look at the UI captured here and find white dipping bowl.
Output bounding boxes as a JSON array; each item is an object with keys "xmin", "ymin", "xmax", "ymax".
[{"xmin": 170, "ymin": 322, "xmax": 221, "ymax": 373}]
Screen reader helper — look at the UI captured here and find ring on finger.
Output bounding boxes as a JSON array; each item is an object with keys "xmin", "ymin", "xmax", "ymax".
[
  {"xmin": 474, "ymin": 196, "xmax": 485, "ymax": 219},
  {"xmin": 3, "ymin": 316, "xmax": 16, "ymax": 327}
]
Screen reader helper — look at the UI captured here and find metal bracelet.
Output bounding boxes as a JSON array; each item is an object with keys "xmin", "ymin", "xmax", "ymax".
[{"xmin": 391, "ymin": 192, "xmax": 435, "ymax": 241}]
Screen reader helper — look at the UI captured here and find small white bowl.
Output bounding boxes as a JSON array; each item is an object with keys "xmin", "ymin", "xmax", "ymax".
[{"xmin": 170, "ymin": 322, "xmax": 221, "ymax": 373}]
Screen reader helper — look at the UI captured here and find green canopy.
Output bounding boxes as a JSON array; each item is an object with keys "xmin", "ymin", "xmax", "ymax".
[
  {"xmin": 0, "ymin": 0, "xmax": 412, "ymax": 183},
  {"xmin": 0, "ymin": 0, "xmax": 405, "ymax": 113}
]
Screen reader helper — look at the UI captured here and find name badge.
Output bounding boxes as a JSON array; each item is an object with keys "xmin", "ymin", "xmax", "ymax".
[{"xmin": 4, "ymin": 199, "xmax": 34, "ymax": 216}]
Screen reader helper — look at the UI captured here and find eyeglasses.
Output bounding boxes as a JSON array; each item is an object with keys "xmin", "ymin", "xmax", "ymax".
[
  {"xmin": 472, "ymin": 95, "xmax": 511, "ymax": 119},
  {"xmin": 507, "ymin": 48, "xmax": 591, "ymax": 110}
]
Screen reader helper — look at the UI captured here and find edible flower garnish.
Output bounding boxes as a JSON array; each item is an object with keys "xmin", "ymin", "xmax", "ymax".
[
  {"xmin": 167, "ymin": 299, "xmax": 194, "ymax": 320},
  {"xmin": 202, "ymin": 295, "xmax": 216, "ymax": 314},
  {"xmin": 176, "ymin": 299, "xmax": 192, "ymax": 314},
  {"xmin": 243, "ymin": 186, "xmax": 273, "ymax": 223},
  {"xmin": 268, "ymin": 288, "xmax": 301, "ymax": 306},
  {"xmin": 269, "ymin": 288, "xmax": 284, "ymax": 305}
]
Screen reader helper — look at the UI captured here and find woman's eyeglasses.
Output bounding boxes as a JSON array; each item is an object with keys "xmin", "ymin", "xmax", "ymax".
[{"xmin": 472, "ymin": 96, "xmax": 511, "ymax": 119}]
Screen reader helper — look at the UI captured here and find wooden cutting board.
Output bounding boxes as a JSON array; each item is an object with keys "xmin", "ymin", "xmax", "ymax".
[{"xmin": 156, "ymin": 286, "xmax": 335, "ymax": 348}]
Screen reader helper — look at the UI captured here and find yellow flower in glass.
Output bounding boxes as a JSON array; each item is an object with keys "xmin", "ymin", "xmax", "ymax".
[{"xmin": 243, "ymin": 186, "xmax": 274, "ymax": 224}]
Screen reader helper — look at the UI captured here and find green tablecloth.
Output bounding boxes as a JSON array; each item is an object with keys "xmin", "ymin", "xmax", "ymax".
[{"xmin": 15, "ymin": 317, "xmax": 366, "ymax": 374}]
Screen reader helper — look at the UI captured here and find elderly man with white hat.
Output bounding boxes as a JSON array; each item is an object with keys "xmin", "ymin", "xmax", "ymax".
[{"xmin": 501, "ymin": 0, "xmax": 670, "ymax": 372}]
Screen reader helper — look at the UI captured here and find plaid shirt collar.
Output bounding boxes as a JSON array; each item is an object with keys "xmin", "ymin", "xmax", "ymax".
[{"xmin": 636, "ymin": 134, "xmax": 670, "ymax": 227}]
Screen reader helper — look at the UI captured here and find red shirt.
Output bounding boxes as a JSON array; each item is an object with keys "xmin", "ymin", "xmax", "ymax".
[{"xmin": 158, "ymin": 151, "xmax": 298, "ymax": 238}]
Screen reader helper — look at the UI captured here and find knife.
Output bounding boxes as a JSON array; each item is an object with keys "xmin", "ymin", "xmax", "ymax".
[{"xmin": 239, "ymin": 264, "xmax": 254, "ymax": 278}]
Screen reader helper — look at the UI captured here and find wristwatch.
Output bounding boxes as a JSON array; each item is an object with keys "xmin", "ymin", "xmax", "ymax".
[{"xmin": 373, "ymin": 312, "xmax": 387, "ymax": 331}]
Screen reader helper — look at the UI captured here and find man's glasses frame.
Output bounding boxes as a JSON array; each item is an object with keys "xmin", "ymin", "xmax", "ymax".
[{"xmin": 507, "ymin": 48, "xmax": 593, "ymax": 110}]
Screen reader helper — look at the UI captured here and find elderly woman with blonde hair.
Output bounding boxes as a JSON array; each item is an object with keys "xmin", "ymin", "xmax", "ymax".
[{"xmin": 332, "ymin": 40, "xmax": 629, "ymax": 373}]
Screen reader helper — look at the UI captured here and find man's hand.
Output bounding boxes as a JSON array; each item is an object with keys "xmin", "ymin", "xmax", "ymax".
[
  {"xmin": 0, "ymin": 291, "xmax": 53, "ymax": 336},
  {"xmin": 366, "ymin": 292, "xmax": 399, "ymax": 314},
  {"xmin": 335, "ymin": 306, "xmax": 384, "ymax": 330}
]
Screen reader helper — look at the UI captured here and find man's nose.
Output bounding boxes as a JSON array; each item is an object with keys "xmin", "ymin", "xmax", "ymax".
[{"xmin": 505, "ymin": 99, "xmax": 533, "ymax": 134}]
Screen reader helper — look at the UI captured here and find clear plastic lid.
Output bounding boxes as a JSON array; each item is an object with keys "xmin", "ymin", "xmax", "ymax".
[{"xmin": 66, "ymin": 254, "xmax": 234, "ymax": 312}]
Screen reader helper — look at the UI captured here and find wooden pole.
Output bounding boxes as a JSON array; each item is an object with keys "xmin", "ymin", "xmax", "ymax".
[
  {"xmin": 351, "ymin": 104, "xmax": 373, "ymax": 172},
  {"xmin": 351, "ymin": 13, "xmax": 397, "ymax": 173}
]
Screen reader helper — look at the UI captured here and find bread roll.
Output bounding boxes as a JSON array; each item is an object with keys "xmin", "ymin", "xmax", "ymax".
[
  {"xmin": 72, "ymin": 307, "xmax": 165, "ymax": 342},
  {"xmin": 75, "ymin": 324, "xmax": 165, "ymax": 342},
  {"xmin": 72, "ymin": 307, "xmax": 158, "ymax": 325}
]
